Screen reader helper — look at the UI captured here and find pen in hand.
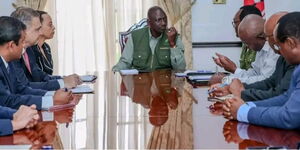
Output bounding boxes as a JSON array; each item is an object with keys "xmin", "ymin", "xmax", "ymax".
[{"xmin": 207, "ymin": 83, "xmax": 228, "ymax": 94}]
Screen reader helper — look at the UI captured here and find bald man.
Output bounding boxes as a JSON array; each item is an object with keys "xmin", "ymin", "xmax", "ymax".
[
  {"xmin": 219, "ymin": 14, "xmax": 279, "ymax": 85},
  {"xmin": 215, "ymin": 6, "xmax": 262, "ymax": 71},
  {"xmin": 221, "ymin": 12, "xmax": 300, "ymax": 129},
  {"xmin": 112, "ymin": 6, "xmax": 186, "ymax": 72},
  {"xmin": 211, "ymin": 12, "xmax": 294, "ymax": 101}
]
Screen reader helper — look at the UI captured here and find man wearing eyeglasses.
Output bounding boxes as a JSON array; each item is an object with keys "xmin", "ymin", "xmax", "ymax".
[
  {"xmin": 222, "ymin": 12, "xmax": 300, "ymax": 130},
  {"xmin": 233, "ymin": 5, "xmax": 262, "ymax": 70},
  {"xmin": 216, "ymin": 14, "xmax": 279, "ymax": 85},
  {"xmin": 210, "ymin": 12, "xmax": 295, "ymax": 102},
  {"xmin": 212, "ymin": 6, "xmax": 266, "ymax": 84}
]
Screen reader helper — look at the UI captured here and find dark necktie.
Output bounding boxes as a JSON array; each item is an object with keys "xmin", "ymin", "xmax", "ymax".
[{"xmin": 6, "ymin": 64, "xmax": 10, "ymax": 75}]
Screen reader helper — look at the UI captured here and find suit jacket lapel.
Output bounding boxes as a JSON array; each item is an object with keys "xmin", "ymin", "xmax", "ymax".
[{"xmin": 0, "ymin": 59, "xmax": 14, "ymax": 93}]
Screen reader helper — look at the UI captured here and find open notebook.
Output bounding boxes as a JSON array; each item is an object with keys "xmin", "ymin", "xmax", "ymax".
[
  {"xmin": 71, "ymin": 85, "xmax": 94, "ymax": 94},
  {"xmin": 120, "ymin": 69, "xmax": 139, "ymax": 75}
]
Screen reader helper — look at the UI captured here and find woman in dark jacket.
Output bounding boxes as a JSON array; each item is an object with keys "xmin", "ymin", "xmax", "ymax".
[{"xmin": 34, "ymin": 11, "xmax": 55, "ymax": 75}]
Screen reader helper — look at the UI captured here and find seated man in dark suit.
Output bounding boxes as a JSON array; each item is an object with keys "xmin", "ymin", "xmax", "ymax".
[
  {"xmin": 0, "ymin": 105, "xmax": 39, "ymax": 136},
  {"xmin": 210, "ymin": 12, "xmax": 294, "ymax": 101},
  {"xmin": 222, "ymin": 12, "xmax": 300, "ymax": 129},
  {"xmin": 11, "ymin": 7, "xmax": 81, "ymax": 90},
  {"xmin": 0, "ymin": 16, "xmax": 71, "ymax": 110},
  {"xmin": 112, "ymin": 6, "xmax": 186, "ymax": 71}
]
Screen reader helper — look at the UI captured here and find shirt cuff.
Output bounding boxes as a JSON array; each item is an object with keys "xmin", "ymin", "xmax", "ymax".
[
  {"xmin": 58, "ymin": 79, "xmax": 65, "ymax": 88},
  {"xmin": 42, "ymin": 96, "xmax": 54, "ymax": 110},
  {"xmin": 170, "ymin": 47, "xmax": 179, "ymax": 59},
  {"xmin": 41, "ymin": 111, "xmax": 54, "ymax": 121},
  {"xmin": 45, "ymin": 91, "xmax": 55, "ymax": 96},
  {"xmin": 246, "ymin": 102, "xmax": 256, "ymax": 107},
  {"xmin": 234, "ymin": 68, "xmax": 243, "ymax": 75},
  {"xmin": 237, "ymin": 123, "xmax": 249, "ymax": 139},
  {"xmin": 237, "ymin": 103, "xmax": 255, "ymax": 123}
]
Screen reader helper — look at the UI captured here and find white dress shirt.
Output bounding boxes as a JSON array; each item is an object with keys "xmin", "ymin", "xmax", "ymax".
[{"xmin": 223, "ymin": 43, "xmax": 279, "ymax": 84}]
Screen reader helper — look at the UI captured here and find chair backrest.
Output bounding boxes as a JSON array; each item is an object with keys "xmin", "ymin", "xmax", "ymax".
[{"xmin": 119, "ymin": 18, "xmax": 148, "ymax": 52}]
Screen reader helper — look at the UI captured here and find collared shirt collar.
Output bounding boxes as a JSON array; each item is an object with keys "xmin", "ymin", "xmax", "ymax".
[
  {"xmin": 148, "ymin": 28, "xmax": 163, "ymax": 40},
  {"xmin": 0, "ymin": 56, "xmax": 8, "ymax": 69},
  {"xmin": 261, "ymin": 42, "xmax": 271, "ymax": 52}
]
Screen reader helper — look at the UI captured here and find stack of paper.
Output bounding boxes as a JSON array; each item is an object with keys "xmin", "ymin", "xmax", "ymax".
[
  {"xmin": 0, "ymin": 145, "xmax": 31, "ymax": 149},
  {"xmin": 120, "ymin": 69, "xmax": 139, "ymax": 75},
  {"xmin": 71, "ymin": 85, "xmax": 94, "ymax": 94},
  {"xmin": 175, "ymin": 70, "xmax": 214, "ymax": 77},
  {"xmin": 188, "ymin": 75, "xmax": 212, "ymax": 81}
]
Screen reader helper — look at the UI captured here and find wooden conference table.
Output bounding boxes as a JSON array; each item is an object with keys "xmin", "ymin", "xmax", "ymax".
[{"xmin": 0, "ymin": 69, "xmax": 300, "ymax": 149}]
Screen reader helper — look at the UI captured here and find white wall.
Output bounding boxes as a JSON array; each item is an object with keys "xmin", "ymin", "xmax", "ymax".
[
  {"xmin": 193, "ymin": 47, "xmax": 241, "ymax": 71},
  {"xmin": 192, "ymin": 0, "xmax": 242, "ymax": 42},
  {"xmin": 0, "ymin": 0, "xmax": 16, "ymax": 16},
  {"xmin": 192, "ymin": 0, "xmax": 300, "ymax": 71},
  {"xmin": 265, "ymin": 0, "xmax": 300, "ymax": 18},
  {"xmin": 192, "ymin": 0, "xmax": 242, "ymax": 71}
]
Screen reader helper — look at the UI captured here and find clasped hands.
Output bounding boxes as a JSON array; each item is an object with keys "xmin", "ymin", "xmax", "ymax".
[{"xmin": 208, "ymin": 79, "xmax": 245, "ymax": 120}]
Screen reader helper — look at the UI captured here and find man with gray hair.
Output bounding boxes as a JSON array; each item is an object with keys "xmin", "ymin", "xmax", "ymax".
[
  {"xmin": 220, "ymin": 14, "xmax": 279, "ymax": 84},
  {"xmin": 0, "ymin": 15, "xmax": 71, "ymax": 111},
  {"xmin": 11, "ymin": 7, "xmax": 82, "ymax": 90}
]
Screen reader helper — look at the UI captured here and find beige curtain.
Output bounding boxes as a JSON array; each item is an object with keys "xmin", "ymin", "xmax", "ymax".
[
  {"xmin": 158, "ymin": 0, "xmax": 195, "ymax": 69},
  {"xmin": 12, "ymin": 0, "xmax": 47, "ymax": 10},
  {"xmin": 45, "ymin": 0, "xmax": 158, "ymax": 75}
]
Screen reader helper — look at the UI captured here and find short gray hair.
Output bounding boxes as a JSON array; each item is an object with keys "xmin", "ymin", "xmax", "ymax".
[{"xmin": 10, "ymin": 7, "xmax": 39, "ymax": 27}]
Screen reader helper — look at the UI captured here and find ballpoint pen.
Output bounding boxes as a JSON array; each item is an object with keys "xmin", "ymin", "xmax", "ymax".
[
  {"xmin": 207, "ymin": 83, "xmax": 228, "ymax": 94},
  {"xmin": 65, "ymin": 88, "xmax": 69, "ymax": 128}
]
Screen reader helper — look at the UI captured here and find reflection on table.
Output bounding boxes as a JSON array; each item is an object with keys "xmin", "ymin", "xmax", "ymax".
[{"xmin": 0, "ymin": 70, "xmax": 300, "ymax": 149}]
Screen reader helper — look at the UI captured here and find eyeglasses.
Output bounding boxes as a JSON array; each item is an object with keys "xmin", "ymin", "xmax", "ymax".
[
  {"xmin": 272, "ymin": 43, "xmax": 281, "ymax": 51},
  {"xmin": 232, "ymin": 20, "xmax": 240, "ymax": 28},
  {"xmin": 272, "ymin": 36, "xmax": 289, "ymax": 52}
]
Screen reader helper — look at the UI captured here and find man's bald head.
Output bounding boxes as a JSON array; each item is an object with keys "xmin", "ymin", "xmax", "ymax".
[
  {"xmin": 264, "ymin": 12, "xmax": 288, "ymax": 53},
  {"xmin": 238, "ymin": 14, "xmax": 265, "ymax": 51},
  {"xmin": 147, "ymin": 6, "xmax": 166, "ymax": 20}
]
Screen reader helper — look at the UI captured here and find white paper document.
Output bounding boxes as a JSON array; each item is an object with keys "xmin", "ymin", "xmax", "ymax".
[
  {"xmin": 0, "ymin": 145, "xmax": 31, "ymax": 149},
  {"xmin": 120, "ymin": 69, "xmax": 139, "ymax": 75},
  {"xmin": 80, "ymin": 75, "xmax": 97, "ymax": 82},
  {"xmin": 71, "ymin": 85, "xmax": 94, "ymax": 94},
  {"xmin": 188, "ymin": 75, "xmax": 212, "ymax": 80},
  {"xmin": 175, "ymin": 70, "xmax": 214, "ymax": 77}
]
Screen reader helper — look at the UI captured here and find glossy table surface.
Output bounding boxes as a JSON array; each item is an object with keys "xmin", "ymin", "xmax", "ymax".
[{"xmin": 1, "ymin": 70, "xmax": 300, "ymax": 149}]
